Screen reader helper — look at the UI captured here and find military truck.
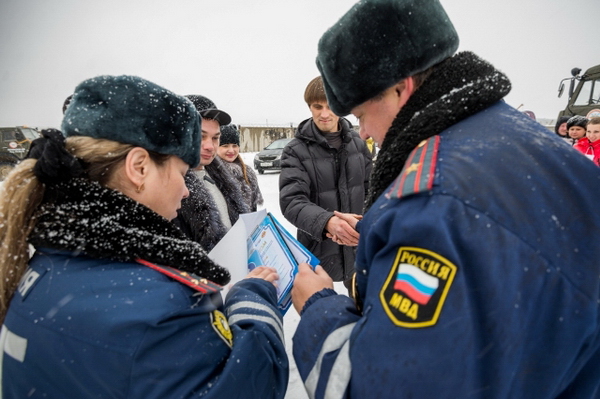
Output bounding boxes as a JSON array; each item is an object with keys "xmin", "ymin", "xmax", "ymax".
[
  {"xmin": 0, "ymin": 126, "xmax": 41, "ymax": 180},
  {"xmin": 557, "ymin": 64, "xmax": 600, "ymax": 120}
]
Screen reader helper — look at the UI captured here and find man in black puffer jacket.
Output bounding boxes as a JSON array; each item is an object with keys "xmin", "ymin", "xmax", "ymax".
[{"xmin": 279, "ymin": 76, "xmax": 372, "ymax": 287}]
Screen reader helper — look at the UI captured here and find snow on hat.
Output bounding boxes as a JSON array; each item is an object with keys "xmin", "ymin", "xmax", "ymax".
[
  {"xmin": 62, "ymin": 75, "xmax": 201, "ymax": 168},
  {"xmin": 185, "ymin": 95, "xmax": 232, "ymax": 126},
  {"xmin": 567, "ymin": 115, "xmax": 588, "ymax": 130},
  {"xmin": 220, "ymin": 124, "xmax": 240, "ymax": 146},
  {"xmin": 316, "ymin": 0, "xmax": 459, "ymax": 116}
]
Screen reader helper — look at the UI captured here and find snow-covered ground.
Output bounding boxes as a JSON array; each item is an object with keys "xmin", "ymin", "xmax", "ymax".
[{"xmin": 240, "ymin": 152, "xmax": 348, "ymax": 399}]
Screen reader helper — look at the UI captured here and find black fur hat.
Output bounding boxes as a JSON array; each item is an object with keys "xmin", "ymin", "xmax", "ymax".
[
  {"xmin": 220, "ymin": 124, "xmax": 240, "ymax": 146},
  {"xmin": 554, "ymin": 115, "xmax": 571, "ymax": 135},
  {"xmin": 317, "ymin": 0, "xmax": 459, "ymax": 116},
  {"xmin": 567, "ymin": 115, "xmax": 588, "ymax": 130},
  {"xmin": 62, "ymin": 75, "xmax": 201, "ymax": 167},
  {"xmin": 185, "ymin": 95, "xmax": 231, "ymax": 126}
]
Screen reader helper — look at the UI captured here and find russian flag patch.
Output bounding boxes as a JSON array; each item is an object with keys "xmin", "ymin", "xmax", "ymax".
[{"xmin": 380, "ymin": 247, "xmax": 457, "ymax": 328}]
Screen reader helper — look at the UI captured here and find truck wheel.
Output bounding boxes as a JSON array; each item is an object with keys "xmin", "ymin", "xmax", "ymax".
[{"xmin": 0, "ymin": 163, "xmax": 14, "ymax": 181}]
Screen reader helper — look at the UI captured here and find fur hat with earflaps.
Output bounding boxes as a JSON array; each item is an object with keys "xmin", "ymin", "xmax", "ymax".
[
  {"xmin": 62, "ymin": 75, "xmax": 201, "ymax": 168},
  {"xmin": 317, "ymin": 0, "xmax": 460, "ymax": 116}
]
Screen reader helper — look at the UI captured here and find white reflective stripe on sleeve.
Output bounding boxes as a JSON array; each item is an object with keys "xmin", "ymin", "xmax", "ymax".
[
  {"xmin": 228, "ymin": 314, "xmax": 285, "ymax": 344},
  {"xmin": 228, "ymin": 301, "xmax": 282, "ymax": 326},
  {"xmin": 324, "ymin": 340, "xmax": 352, "ymax": 399},
  {"xmin": 0, "ymin": 326, "xmax": 26, "ymax": 362},
  {"xmin": 0, "ymin": 325, "xmax": 28, "ymax": 399},
  {"xmin": 305, "ymin": 322, "xmax": 356, "ymax": 399},
  {"xmin": 227, "ymin": 300, "xmax": 283, "ymax": 340}
]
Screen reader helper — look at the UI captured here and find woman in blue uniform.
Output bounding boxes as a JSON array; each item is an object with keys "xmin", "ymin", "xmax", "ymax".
[{"xmin": 0, "ymin": 75, "xmax": 288, "ymax": 399}]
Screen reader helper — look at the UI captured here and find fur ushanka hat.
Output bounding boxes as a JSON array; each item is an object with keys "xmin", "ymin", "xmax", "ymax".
[
  {"xmin": 316, "ymin": 0, "xmax": 460, "ymax": 116},
  {"xmin": 220, "ymin": 124, "xmax": 240, "ymax": 146},
  {"xmin": 62, "ymin": 75, "xmax": 201, "ymax": 168},
  {"xmin": 567, "ymin": 115, "xmax": 588, "ymax": 130}
]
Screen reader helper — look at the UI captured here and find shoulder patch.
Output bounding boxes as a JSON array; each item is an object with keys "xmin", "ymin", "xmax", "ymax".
[
  {"xmin": 386, "ymin": 135, "xmax": 440, "ymax": 199},
  {"xmin": 211, "ymin": 310, "xmax": 233, "ymax": 348},
  {"xmin": 379, "ymin": 247, "xmax": 457, "ymax": 328}
]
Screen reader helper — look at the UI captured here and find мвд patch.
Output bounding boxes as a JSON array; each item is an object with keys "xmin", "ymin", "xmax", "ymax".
[{"xmin": 380, "ymin": 247, "xmax": 457, "ymax": 328}]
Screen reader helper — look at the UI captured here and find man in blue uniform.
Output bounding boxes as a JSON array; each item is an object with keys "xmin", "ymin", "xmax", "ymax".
[{"xmin": 291, "ymin": 0, "xmax": 600, "ymax": 398}]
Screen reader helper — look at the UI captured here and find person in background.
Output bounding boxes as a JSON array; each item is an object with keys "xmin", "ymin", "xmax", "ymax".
[
  {"xmin": 174, "ymin": 95, "xmax": 250, "ymax": 251},
  {"xmin": 279, "ymin": 75, "xmax": 372, "ymax": 289},
  {"xmin": 567, "ymin": 115, "xmax": 588, "ymax": 145},
  {"xmin": 0, "ymin": 75, "xmax": 287, "ymax": 398},
  {"xmin": 554, "ymin": 115, "xmax": 571, "ymax": 143},
  {"xmin": 290, "ymin": 0, "xmax": 600, "ymax": 398},
  {"xmin": 574, "ymin": 116, "xmax": 600, "ymax": 165},
  {"xmin": 217, "ymin": 124, "xmax": 264, "ymax": 211}
]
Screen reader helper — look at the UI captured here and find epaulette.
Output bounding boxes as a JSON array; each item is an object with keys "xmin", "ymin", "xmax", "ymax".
[
  {"xmin": 386, "ymin": 135, "xmax": 440, "ymax": 199},
  {"xmin": 136, "ymin": 259, "xmax": 222, "ymax": 294}
]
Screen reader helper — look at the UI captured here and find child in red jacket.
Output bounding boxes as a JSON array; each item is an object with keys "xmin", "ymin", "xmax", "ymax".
[{"xmin": 574, "ymin": 117, "xmax": 600, "ymax": 165}]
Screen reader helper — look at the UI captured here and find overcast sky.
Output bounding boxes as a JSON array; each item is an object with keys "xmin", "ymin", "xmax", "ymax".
[{"xmin": 0, "ymin": 0, "xmax": 597, "ymax": 130}]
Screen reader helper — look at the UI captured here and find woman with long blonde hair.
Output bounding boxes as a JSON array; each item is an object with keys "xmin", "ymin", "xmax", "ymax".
[
  {"xmin": 0, "ymin": 75, "xmax": 287, "ymax": 398},
  {"xmin": 217, "ymin": 124, "xmax": 264, "ymax": 211}
]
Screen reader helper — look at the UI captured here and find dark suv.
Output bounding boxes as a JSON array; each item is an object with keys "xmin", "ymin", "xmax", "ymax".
[
  {"xmin": 253, "ymin": 138, "xmax": 293, "ymax": 174},
  {"xmin": 0, "ymin": 126, "xmax": 41, "ymax": 180}
]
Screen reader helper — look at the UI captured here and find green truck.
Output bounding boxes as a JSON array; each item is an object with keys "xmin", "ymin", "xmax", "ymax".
[
  {"xmin": 0, "ymin": 126, "xmax": 41, "ymax": 180},
  {"xmin": 557, "ymin": 64, "xmax": 600, "ymax": 120}
]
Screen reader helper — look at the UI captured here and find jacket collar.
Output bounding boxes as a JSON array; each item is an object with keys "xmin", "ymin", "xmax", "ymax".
[
  {"xmin": 29, "ymin": 178, "xmax": 231, "ymax": 285},
  {"xmin": 366, "ymin": 51, "xmax": 512, "ymax": 208}
]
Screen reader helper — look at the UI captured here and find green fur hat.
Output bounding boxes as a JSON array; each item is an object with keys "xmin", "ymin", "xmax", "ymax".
[
  {"xmin": 317, "ymin": 0, "xmax": 460, "ymax": 116},
  {"xmin": 62, "ymin": 75, "xmax": 201, "ymax": 167}
]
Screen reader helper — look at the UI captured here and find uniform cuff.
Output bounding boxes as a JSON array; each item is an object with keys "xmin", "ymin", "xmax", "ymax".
[{"xmin": 301, "ymin": 288, "xmax": 338, "ymax": 315}]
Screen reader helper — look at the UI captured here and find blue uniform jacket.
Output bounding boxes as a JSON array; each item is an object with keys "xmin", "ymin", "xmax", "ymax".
[
  {"xmin": 293, "ymin": 102, "xmax": 600, "ymax": 398},
  {"xmin": 2, "ymin": 248, "xmax": 288, "ymax": 398}
]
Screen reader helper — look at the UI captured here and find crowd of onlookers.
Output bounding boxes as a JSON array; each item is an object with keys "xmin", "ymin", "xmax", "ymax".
[{"xmin": 555, "ymin": 114, "xmax": 600, "ymax": 165}]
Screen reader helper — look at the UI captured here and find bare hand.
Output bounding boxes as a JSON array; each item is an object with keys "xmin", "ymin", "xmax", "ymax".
[
  {"xmin": 325, "ymin": 212, "xmax": 362, "ymax": 246},
  {"xmin": 292, "ymin": 263, "xmax": 334, "ymax": 314},
  {"xmin": 334, "ymin": 211, "xmax": 362, "ymax": 228},
  {"xmin": 246, "ymin": 266, "xmax": 279, "ymax": 287}
]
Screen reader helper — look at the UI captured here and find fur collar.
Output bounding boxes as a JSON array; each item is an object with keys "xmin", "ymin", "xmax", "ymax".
[
  {"xmin": 366, "ymin": 51, "xmax": 512, "ymax": 208},
  {"xmin": 205, "ymin": 156, "xmax": 251, "ymax": 220},
  {"xmin": 176, "ymin": 170, "xmax": 229, "ymax": 252},
  {"xmin": 29, "ymin": 178, "xmax": 231, "ymax": 285},
  {"xmin": 175, "ymin": 156, "xmax": 250, "ymax": 252},
  {"xmin": 223, "ymin": 160, "xmax": 264, "ymax": 212}
]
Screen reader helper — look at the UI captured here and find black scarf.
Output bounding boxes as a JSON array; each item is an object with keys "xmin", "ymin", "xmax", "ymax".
[
  {"xmin": 29, "ymin": 178, "xmax": 231, "ymax": 286},
  {"xmin": 366, "ymin": 51, "xmax": 512, "ymax": 209}
]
